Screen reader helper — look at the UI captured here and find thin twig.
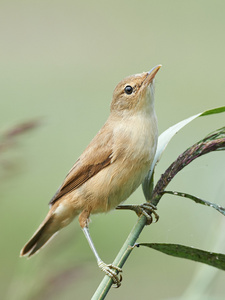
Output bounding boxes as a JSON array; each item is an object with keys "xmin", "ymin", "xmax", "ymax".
[{"xmin": 91, "ymin": 216, "xmax": 147, "ymax": 300}]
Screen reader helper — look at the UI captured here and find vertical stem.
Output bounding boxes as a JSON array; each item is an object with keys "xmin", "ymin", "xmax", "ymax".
[{"xmin": 91, "ymin": 215, "xmax": 147, "ymax": 300}]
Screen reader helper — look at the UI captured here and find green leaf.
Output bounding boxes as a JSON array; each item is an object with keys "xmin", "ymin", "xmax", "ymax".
[
  {"xmin": 137, "ymin": 243, "xmax": 225, "ymax": 271},
  {"xmin": 142, "ymin": 106, "xmax": 225, "ymax": 201},
  {"xmin": 200, "ymin": 106, "xmax": 225, "ymax": 116},
  {"xmin": 163, "ymin": 190, "xmax": 225, "ymax": 216},
  {"xmin": 151, "ymin": 127, "xmax": 225, "ymax": 205}
]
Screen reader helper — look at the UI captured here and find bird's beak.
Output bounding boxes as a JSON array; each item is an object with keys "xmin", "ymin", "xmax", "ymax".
[{"xmin": 145, "ymin": 65, "xmax": 162, "ymax": 85}]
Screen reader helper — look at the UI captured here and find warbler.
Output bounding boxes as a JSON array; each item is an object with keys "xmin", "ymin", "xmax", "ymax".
[{"xmin": 20, "ymin": 65, "xmax": 161, "ymax": 287}]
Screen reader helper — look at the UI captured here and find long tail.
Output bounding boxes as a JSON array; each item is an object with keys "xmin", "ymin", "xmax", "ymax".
[{"xmin": 20, "ymin": 214, "xmax": 58, "ymax": 257}]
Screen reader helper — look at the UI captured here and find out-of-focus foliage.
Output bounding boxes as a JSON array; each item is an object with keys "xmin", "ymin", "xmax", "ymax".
[{"xmin": 1, "ymin": 1, "xmax": 225, "ymax": 300}]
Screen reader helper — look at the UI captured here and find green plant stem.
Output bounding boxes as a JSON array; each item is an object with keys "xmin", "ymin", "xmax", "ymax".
[
  {"xmin": 91, "ymin": 215, "xmax": 147, "ymax": 300},
  {"xmin": 92, "ymin": 124, "xmax": 225, "ymax": 299}
]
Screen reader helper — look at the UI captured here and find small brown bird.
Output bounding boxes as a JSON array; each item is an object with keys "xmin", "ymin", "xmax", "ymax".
[{"xmin": 20, "ymin": 65, "xmax": 161, "ymax": 286}]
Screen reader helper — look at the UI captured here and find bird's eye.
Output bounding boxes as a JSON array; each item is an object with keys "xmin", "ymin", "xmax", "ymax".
[{"xmin": 124, "ymin": 85, "xmax": 133, "ymax": 95}]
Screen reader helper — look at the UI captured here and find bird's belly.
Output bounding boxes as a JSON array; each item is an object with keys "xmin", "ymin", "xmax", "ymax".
[
  {"xmin": 71, "ymin": 117, "xmax": 157, "ymax": 215},
  {"xmin": 106, "ymin": 160, "xmax": 150, "ymax": 210},
  {"xmin": 81, "ymin": 156, "xmax": 151, "ymax": 214}
]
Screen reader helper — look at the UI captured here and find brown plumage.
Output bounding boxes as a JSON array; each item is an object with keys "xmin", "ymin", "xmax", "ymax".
[{"xmin": 20, "ymin": 66, "xmax": 161, "ymax": 267}]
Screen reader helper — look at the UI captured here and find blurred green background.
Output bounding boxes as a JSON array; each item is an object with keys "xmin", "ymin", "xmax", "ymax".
[{"xmin": 1, "ymin": 1, "xmax": 225, "ymax": 299}]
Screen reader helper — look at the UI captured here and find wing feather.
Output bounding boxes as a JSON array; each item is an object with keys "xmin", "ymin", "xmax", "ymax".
[{"xmin": 49, "ymin": 123, "xmax": 113, "ymax": 205}]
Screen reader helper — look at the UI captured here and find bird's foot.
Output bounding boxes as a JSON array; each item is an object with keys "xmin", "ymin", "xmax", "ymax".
[
  {"xmin": 116, "ymin": 202, "xmax": 159, "ymax": 225},
  {"xmin": 98, "ymin": 260, "xmax": 122, "ymax": 288}
]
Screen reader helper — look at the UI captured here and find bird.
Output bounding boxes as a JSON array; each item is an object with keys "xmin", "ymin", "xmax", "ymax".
[{"xmin": 20, "ymin": 64, "xmax": 161, "ymax": 287}]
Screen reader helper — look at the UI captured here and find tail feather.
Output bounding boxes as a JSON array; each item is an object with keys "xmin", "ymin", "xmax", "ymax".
[{"xmin": 20, "ymin": 215, "xmax": 57, "ymax": 257}]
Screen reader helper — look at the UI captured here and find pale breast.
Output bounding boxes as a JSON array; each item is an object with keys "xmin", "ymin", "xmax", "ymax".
[
  {"xmin": 68, "ymin": 112, "xmax": 158, "ymax": 215},
  {"xmin": 105, "ymin": 112, "xmax": 158, "ymax": 210}
]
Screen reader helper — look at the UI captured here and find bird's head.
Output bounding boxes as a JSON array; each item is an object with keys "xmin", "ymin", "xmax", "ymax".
[{"xmin": 111, "ymin": 65, "xmax": 161, "ymax": 116}]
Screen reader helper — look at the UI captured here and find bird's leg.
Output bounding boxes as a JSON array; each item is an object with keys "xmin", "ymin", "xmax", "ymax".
[
  {"xmin": 82, "ymin": 226, "xmax": 122, "ymax": 287},
  {"xmin": 116, "ymin": 202, "xmax": 159, "ymax": 225},
  {"xmin": 79, "ymin": 209, "xmax": 122, "ymax": 287}
]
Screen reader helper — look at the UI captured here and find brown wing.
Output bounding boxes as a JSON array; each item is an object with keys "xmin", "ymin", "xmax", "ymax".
[{"xmin": 49, "ymin": 123, "xmax": 113, "ymax": 205}]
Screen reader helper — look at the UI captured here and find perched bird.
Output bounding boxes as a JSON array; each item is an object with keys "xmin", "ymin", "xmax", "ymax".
[{"xmin": 20, "ymin": 65, "xmax": 161, "ymax": 287}]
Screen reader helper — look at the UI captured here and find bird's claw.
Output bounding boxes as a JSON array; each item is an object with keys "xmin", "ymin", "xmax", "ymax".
[
  {"xmin": 116, "ymin": 202, "xmax": 159, "ymax": 225},
  {"xmin": 138, "ymin": 203, "xmax": 159, "ymax": 225},
  {"xmin": 98, "ymin": 260, "xmax": 122, "ymax": 288}
]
